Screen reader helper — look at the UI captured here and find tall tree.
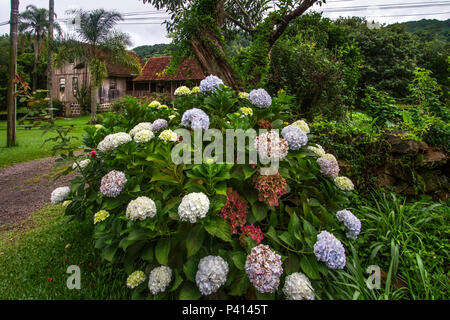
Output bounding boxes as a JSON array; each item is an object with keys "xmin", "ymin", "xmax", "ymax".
[
  {"xmin": 47, "ymin": 0, "xmax": 54, "ymax": 120},
  {"xmin": 142, "ymin": 0, "xmax": 324, "ymax": 88},
  {"xmin": 55, "ymin": 9, "xmax": 141, "ymax": 123},
  {"xmin": 7, "ymin": 0, "xmax": 19, "ymax": 147},
  {"xmin": 19, "ymin": 5, "xmax": 59, "ymax": 91}
]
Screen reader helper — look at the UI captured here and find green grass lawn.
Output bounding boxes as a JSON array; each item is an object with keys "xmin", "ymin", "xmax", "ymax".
[
  {"xmin": 0, "ymin": 116, "xmax": 91, "ymax": 168},
  {"xmin": 0, "ymin": 205, "xmax": 130, "ymax": 299}
]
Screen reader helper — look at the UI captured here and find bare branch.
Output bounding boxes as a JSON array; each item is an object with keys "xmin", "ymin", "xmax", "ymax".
[{"xmin": 225, "ymin": 12, "xmax": 255, "ymax": 34}]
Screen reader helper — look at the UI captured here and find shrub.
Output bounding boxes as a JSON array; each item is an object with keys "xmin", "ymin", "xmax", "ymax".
[{"xmin": 59, "ymin": 79, "xmax": 364, "ymax": 300}]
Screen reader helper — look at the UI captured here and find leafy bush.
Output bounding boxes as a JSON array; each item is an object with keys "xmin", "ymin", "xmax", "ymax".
[
  {"xmin": 360, "ymin": 87, "xmax": 401, "ymax": 128},
  {"xmin": 58, "ymin": 80, "xmax": 365, "ymax": 300}
]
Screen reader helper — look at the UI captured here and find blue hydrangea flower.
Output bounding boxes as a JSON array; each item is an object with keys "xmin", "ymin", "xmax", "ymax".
[
  {"xmin": 281, "ymin": 125, "xmax": 308, "ymax": 150},
  {"xmin": 313, "ymin": 231, "xmax": 346, "ymax": 269},
  {"xmin": 151, "ymin": 119, "xmax": 168, "ymax": 132},
  {"xmin": 181, "ymin": 108, "xmax": 210, "ymax": 130},
  {"xmin": 317, "ymin": 157, "xmax": 339, "ymax": 179},
  {"xmin": 249, "ymin": 88, "xmax": 272, "ymax": 108},
  {"xmin": 199, "ymin": 75, "xmax": 224, "ymax": 93},
  {"xmin": 336, "ymin": 209, "xmax": 361, "ymax": 240}
]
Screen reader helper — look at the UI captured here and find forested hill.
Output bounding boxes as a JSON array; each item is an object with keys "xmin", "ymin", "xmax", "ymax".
[
  {"xmin": 395, "ymin": 19, "xmax": 449, "ymax": 42},
  {"xmin": 132, "ymin": 43, "xmax": 170, "ymax": 60}
]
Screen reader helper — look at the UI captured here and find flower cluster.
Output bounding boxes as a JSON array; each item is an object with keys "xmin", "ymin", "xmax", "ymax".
[
  {"xmin": 129, "ymin": 122, "xmax": 153, "ymax": 137},
  {"xmin": 148, "ymin": 266, "xmax": 172, "ymax": 295},
  {"xmin": 94, "ymin": 210, "xmax": 110, "ymax": 224},
  {"xmin": 195, "ymin": 256, "xmax": 229, "ymax": 295},
  {"xmin": 158, "ymin": 104, "xmax": 169, "ymax": 109},
  {"xmin": 249, "ymin": 89, "xmax": 272, "ymax": 108},
  {"xmin": 62, "ymin": 200, "xmax": 72, "ymax": 207},
  {"xmin": 253, "ymin": 172, "xmax": 287, "ymax": 207},
  {"xmin": 151, "ymin": 119, "xmax": 168, "ymax": 132},
  {"xmin": 51, "ymin": 186, "xmax": 70, "ymax": 204},
  {"xmin": 72, "ymin": 159, "xmax": 90, "ymax": 171},
  {"xmin": 307, "ymin": 144, "xmax": 326, "ymax": 157},
  {"xmin": 95, "ymin": 124, "xmax": 105, "ymax": 130},
  {"xmin": 334, "ymin": 176, "xmax": 355, "ymax": 191},
  {"xmin": 256, "ymin": 119, "xmax": 273, "ymax": 129},
  {"xmin": 148, "ymin": 100, "xmax": 161, "ymax": 108},
  {"xmin": 126, "ymin": 196, "xmax": 157, "ymax": 221},
  {"xmin": 178, "ymin": 192, "xmax": 210, "ymax": 223},
  {"xmin": 283, "ymin": 272, "xmax": 315, "ymax": 300},
  {"xmin": 98, "ymin": 132, "xmax": 132, "ymax": 152},
  {"xmin": 292, "ymin": 120, "xmax": 310, "ymax": 134},
  {"xmin": 281, "ymin": 125, "xmax": 308, "ymax": 150},
  {"xmin": 317, "ymin": 156, "xmax": 340, "ymax": 179},
  {"xmin": 199, "ymin": 75, "xmax": 224, "ymax": 93},
  {"xmin": 254, "ymin": 131, "xmax": 289, "ymax": 161},
  {"xmin": 174, "ymin": 86, "xmax": 191, "ymax": 96},
  {"xmin": 191, "ymin": 86, "xmax": 200, "ymax": 94},
  {"xmin": 126, "ymin": 270, "xmax": 146, "ymax": 289},
  {"xmin": 240, "ymin": 224, "xmax": 264, "ymax": 246},
  {"xmin": 240, "ymin": 107, "xmax": 253, "ymax": 116},
  {"xmin": 217, "ymin": 188, "xmax": 248, "ymax": 234},
  {"xmin": 245, "ymin": 244, "xmax": 283, "ymax": 293},
  {"xmin": 336, "ymin": 209, "xmax": 361, "ymax": 239},
  {"xmin": 99, "ymin": 170, "xmax": 127, "ymax": 198},
  {"xmin": 238, "ymin": 92, "xmax": 249, "ymax": 99},
  {"xmin": 159, "ymin": 129, "xmax": 178, "ymax": 142},
  {"xmin": 134, "ymin": 129, "xmax": 154, "ymax": 143},
  {"xmin": 314, "ymin": 231, "xmax": 346, "ymax": 269},
  {"xmin": 181, "ymin": 108, "xmax": 210, "ymax": 130}
]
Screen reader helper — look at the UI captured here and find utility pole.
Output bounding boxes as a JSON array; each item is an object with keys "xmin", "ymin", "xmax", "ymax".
[
  {"xmin": 47, "ymin": 0, "xmax": 54, "ymax": 122},
  {"xmin": 7, "ymin": 0, "xmax": 19, "ymax": 147}
]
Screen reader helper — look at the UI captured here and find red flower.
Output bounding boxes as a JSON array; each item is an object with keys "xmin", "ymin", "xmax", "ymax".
[
  {"xmin": 253, "ymin": 172, "xmax": 287, "ymax": 207},
  {"xmin": 48, "ymin": 278, "xmax": 53, "ymax": 282},
  {"xmin": 240, "ymin": 224, "xmax": 264, "ymax": 245},
  {"xmin": 64, "ymin": 258, "xmax": 68, "ymax": 263},
  {"xmin": 217, "ymin": 188, "xmax": 248, "ymax": 235},
  {"xmin": 90, "ymin": 150, "xmax": 97, "ymax": 158}
]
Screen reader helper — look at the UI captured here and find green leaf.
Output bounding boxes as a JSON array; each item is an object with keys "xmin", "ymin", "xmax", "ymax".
[
  {"xmin": 139, "ymin": 244, "xmax": 154, "ymax": 262},
  {"xmin": 186, "ymin": 225, "xmax": 205, "ymax": 258},
  {"xmin": 179, "ymin": 282, "xmax": 201, "ymax": 300},
  {"xmin": 228, "ymin": 273, "xmax": 250, "ymax": 296},
  {"xmin": 102, "ymin": 243, "xmax": 118, "ymax": 262},
  {"xmin": 155, "ymin": 238, "xmax": 171, "ymax": 265},
  {"xmin": 288, "ymin": 213, "xmax": 300, "ymax": 235},
  {"xmin": 285, "ymin": 254, "xmax": 300, "ymax": 275},
  {"xmin": 230, "ymin": 251, "xmax": 246, "ymax": 270},
  {"xmin": 251, "ymin": 202, "xmax": 268, "ymax": 222},
  {"xmin": 279, "ymin": 231, "xmax": 295, "ymax": 248},
  {"xmin": 300, "ymin": 255, "xmax": 320, "ymax": 280},
  {"xmin": 183, "ymin": 258, "xmax": 198, "ymax": 282},
  {"xmin": 214, "ymin": 181, "xmax": 227, "ymax": 196},
  {"xmin": 204, "ymin": 218, "xmax": 232, "ymax": 242},
  {"xmin": 169, "ymin": 270, "xmax": 183, "ymax": 292}
]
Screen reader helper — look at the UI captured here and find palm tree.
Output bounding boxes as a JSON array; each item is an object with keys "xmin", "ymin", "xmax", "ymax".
[
  {"xmin": 19, "ymin": 5, "xmax": 60, "ymax": 91},
  {"xmin": 55, "ymin": 9, "xmax": 142, "ymax": 123}
]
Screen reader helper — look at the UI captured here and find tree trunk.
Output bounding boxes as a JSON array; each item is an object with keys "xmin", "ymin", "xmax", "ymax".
[
  {"xmin": 7, "ymin": 0, "xmax": 19, "ymax": 147},
  {"xmin": 190, "ymin": 30, "xmax": 241, "ymax": 90},
  {"xmin": 47, "ymin": 0, "xmax": 54, "ymax": 121},
  {"xmin": 90, "ymin": 85, "xmax": 97, "ymax": 123},
  {"xmin": 32, "ymin": 38, "xmax": 38, "ymax": 92}
]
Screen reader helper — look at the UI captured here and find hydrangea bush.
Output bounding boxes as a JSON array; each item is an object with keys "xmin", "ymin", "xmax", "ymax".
[{"xmin": 56, "ymin": 76, "xmax": 362, "ymax": 300}]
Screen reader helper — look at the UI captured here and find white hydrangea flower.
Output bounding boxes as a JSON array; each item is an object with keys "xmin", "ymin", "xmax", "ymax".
[
  {"xmin": 159, "ymin": 129, "xmax": 178, "ymax": 142},
  {"xmin": 178, "ymin": 192, "xmax": 210, "ymax": 223},
  {"xmin": 94, "ymin": 210, "xmax": 110, "ymax": 224},
  {"xmin": 334, "ymin": 176, "xmax": 355, "ymax": 191},
  {"xmin": 196, "ymin": 256, "xmax": 229, "ymax": 295},
  {"xmin": 238, "ymin": 92, "xmax": 249, "ymax": 99},
  {"xmin": 148, "ymin": 266, "xmax": 172, "ymax": 295},
  {"xmin": 254, "ymin": 130, "xmax": 289, "ymax": 161},
  {"xmin": 148, "ymin": 100, "xmax": 161, "ymax": 108},
  {"xmin": 323, "ymin": 153, "xmax": 338, "ymax": 163},
  {"xmin": 126, "ymin": 270, "xmax": 146, "ymax": 289},
  {"xmin": 126, "ymin": 196, "xmax": 157, "ymax": 221},
  {"xmin": 134, "ymin": 129, "xmax": 154, "ymax": 143},
  {"xmin": 283, "ymin": 272, "xmax": 315, "ymax": 300},
  {"xmin": 307, "ymin": 144, "xmax": 326, "ymax": 157},
  {"xmin": 240, "ymin": 107, "xmax": 253, "ymax": 116},
  {"xmin": 72, "ymin": 159, "xmax": 91, "ymax": 171},
  {"xmin": 95, "ymin": 124, "xmax": 105, "ymax": 130},
  {"xmin": 292, "ymin": 120, "xmax": 310, "ymax": 134},
  {"xmin": 129, "ymin": 122, "xmax": 153, "ymax": 137},
  {"xmin": 168, "ymin": 115, "xmax": 176, "ymax": 120},
  {"xmin": 97, "ymin": 132, "xmax": 132, "ymax": 152},
  {"xmin": 51, "ymin": 186, "xmax": 70, "ymax": 204},
  {"xmin": 174, "ymin": 86, "xmax": 191, "ymax": 96}
]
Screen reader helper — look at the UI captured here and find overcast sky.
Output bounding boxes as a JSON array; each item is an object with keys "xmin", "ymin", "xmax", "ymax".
[{"xmin": 0, "ymin": 0, "xmax": 449, "ymax": 48}]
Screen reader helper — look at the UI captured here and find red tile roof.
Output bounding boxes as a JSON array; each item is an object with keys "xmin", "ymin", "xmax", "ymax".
[
  {"xmin": 106, "ymin": 51, "xmax": 143, "ymax": 77},
  {"xmin": 133, "ymin": 56, "xmax": 204, "ymax": 82}
]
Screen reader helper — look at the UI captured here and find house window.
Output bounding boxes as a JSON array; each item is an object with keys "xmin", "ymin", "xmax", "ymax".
[
  {"xmin": 72, "ymin": 77, "xmax": 78, "ymax": 94},
  {"xmin": 59, "ymin": 78, "xmax": 66, "ymax": 92},
  {"xmin": 110, "ymin": 78, "xmax": 117, "ymax": 90}
]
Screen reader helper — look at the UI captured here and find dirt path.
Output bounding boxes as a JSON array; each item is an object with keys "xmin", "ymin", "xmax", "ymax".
[{"xmin": 0, "ymin": 157, "xmax": 74, "ymax": 227}]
